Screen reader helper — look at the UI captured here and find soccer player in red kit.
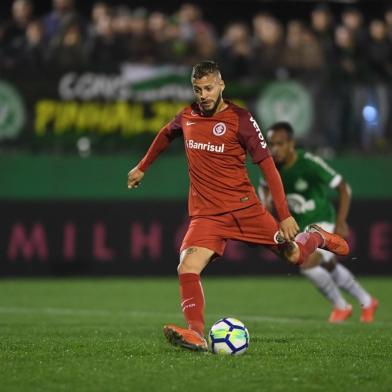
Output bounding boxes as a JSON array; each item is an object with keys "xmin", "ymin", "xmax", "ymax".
[{"xmin": 127, "ymin": 61, "xmax": 349, "ymax": 352}]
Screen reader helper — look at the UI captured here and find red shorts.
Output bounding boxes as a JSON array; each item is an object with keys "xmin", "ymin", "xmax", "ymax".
[{"xmin": 180, "ymin": 203, "xmax": 280, "ymax": 257}]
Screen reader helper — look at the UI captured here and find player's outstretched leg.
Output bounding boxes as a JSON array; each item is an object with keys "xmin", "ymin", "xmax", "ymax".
[
  {"xmin": 279, "ymin": 225, "xmax": 349, "ymax": 266},
  {"xmin": 306, "ymin": 224, "xmax": 349, "ymax": 256},
  {"xmin": 163, "ymin": 324, "xmax": 208, "ymax": 352}
]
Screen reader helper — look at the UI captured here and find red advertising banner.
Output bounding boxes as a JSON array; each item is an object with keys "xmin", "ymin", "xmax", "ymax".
[{"xmin": 0, "ymin": 200, "xmax": 390, "ymax": 276}]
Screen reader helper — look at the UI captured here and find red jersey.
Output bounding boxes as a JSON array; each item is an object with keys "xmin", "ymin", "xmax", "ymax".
[{"xmin": 139, "ymin": 101, "xmax": 280, "ymax": 217}]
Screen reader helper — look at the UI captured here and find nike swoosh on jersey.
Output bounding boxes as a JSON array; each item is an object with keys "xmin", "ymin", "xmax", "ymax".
[
  {"xmin": 186, "ymin": 121, "xmax": 196, "ymax": 125},
  {"xmin": 181, "ymin": 297, "xmax": 195, "ymax": 307}
]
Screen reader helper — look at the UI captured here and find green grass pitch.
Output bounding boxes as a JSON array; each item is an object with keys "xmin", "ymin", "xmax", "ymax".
[{"xmin": 1, "ymin": 277, "xmax": 391, "ymax": 392}]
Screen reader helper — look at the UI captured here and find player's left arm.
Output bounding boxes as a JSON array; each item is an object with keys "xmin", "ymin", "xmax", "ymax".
[
  {"xmin": 259, "ymin": 157, "xmax": 299, "ymax": 241},
  {"xmin": 237, "ymin": 111, "xmax": 299, "ymax": 241},
  {"xmin": 334, "ymin": 179, "xmax": 352, "ymax": 238}
]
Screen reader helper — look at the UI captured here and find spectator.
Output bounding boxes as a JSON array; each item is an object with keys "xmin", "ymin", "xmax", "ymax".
[
  {"xmin": 310, "ymin": 4, "xmax": 335, "ymax": 67},
  {"xmin": 282, "ymin": 20, "xmax": 323, "ymax": 77},
  {"xmin": 191, "ymin": 24, "xmax": 217, "ymax": 65},
  {"xmin": 91, "ymin": 2, "xmax": 111, "ymax": 25},
  {"xmin": 251, "ymin": 13, "xmax": 285, "ymax": 80},
  {"xmin": 218, "ymin": 22, "xmax": 252, "ymax": 81},
  {"xmin": 111, "ymin": 5, "xmax": 132, "ymax": 37},
  {"xmin": 126, "ymin": 7, "xmax": 152, "ymax": 63},
  {"xmin": 385, "ymin": 6, "xmax": 392, "ymax": 44},
  {"xmin": 0, "ymin": 0, "xmax": 34, "ymax": 69},
  {"xmin": 177, "ymin": 3, "xmax": 204, "ymax": 42},
  {"xmin": 42, "ymin": 0, "xmax": 82, "ymax": 44},
  {"xmin": 330, "ymin": 24, "xmax": 369, "ymax": 81},
  {"xmin": 164, "ymin": 18, "xmax": 192, "ymax": 64},
  {"xmin": 47, "ymin": 22, "xmax": 86, "ymax": 70},
  {"xmin": 147, "ymin": 11, "xmax": 174, "ymax": 64},
  {"xmin": 87, "ymin": 13, "xmax": 122, "ymax": 67},
  {"xmin": 326, "ymin": 25, "xmax": 368, "ymax": 150},
  {"xmin": 87, "ymin": 2, "xmax": 111, "ymax": 38},
  {"xmin": 13, "ymin": 20, "xmax": 45, "ymax": 71},
  {"xmin": 341, "ymin": 7, "xmax": 368, "ymax": 48},
  {"xmin": 111, "ymin": 6, "xmax": 145, "ymax": 63},
  {"xmin": 1, "ymin": 0, "xmax": 33, "ymax": 44},
  {"xmin": 176, "ymin": 2, "xmax": 215, "ymax": 61},
  {"xmin": 367, "ymin": 19, "xmax": 392, "ymax": 81}
]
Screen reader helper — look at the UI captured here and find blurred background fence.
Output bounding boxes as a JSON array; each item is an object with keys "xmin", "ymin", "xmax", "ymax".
[{"xmin": 0, "ymin": 0, "xmax": 391, "ymax": 275}]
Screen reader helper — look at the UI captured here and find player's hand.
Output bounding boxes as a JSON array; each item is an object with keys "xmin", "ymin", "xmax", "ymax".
[
  {"xmin": 127, "ymin": 167, "xmax": 144, "ymax": 189},
  {"xmin": 279, "ymin": 216, "xmax": 300, "ymax": 242},
  {"xmin": 334, "ymin": 221, "xmax": 349, "ymax": 238}
]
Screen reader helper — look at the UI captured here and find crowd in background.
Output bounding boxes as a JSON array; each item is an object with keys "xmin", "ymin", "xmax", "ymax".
[
  {"xmin": 1, "ymin": 0, "xmax": 392, "ymax": 82},
  {"xmin": 1, "ymin": 0, "xmax": 392, "ymax": 152}
]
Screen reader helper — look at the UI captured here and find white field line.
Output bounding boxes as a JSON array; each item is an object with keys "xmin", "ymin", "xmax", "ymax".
[
  {"xmin": 0, "ymin": 306, "xmax": 390, "ymax": 326},
  {"xmin": 0, "ymin": 306, "xmax": 315, "ymax": 323}
]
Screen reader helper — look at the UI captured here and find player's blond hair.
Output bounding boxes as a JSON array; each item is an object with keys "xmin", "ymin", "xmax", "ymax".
[{"xmin": 191, "ymin": 61, "xmax": 221, "ymax": 80}]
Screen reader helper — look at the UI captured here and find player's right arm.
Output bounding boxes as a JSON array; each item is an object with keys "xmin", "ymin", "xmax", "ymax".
[{"xmin": 127, "ymin": 113, "xmax": 183, "ymax": 189}]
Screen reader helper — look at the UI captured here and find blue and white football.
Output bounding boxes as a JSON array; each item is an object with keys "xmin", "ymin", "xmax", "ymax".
[{"xmin": 208, "ymin": 317, "xmax": 249, "ymax": 355}]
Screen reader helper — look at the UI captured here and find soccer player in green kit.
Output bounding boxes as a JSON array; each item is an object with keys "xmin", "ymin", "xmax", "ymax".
[{"xmin": 259, "ymin": 122, "xmax": 378, "ymax": 323}]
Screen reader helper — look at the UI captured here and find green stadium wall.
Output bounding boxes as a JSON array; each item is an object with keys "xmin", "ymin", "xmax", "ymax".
[{"xmin": 1, "ymin": 153, "xmax": 391, "ymax": 200}]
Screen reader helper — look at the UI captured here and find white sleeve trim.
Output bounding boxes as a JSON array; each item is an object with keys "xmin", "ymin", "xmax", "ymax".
[{"xmin": 329, "ymin": 174, "xmax": 342, "ymax": 188}]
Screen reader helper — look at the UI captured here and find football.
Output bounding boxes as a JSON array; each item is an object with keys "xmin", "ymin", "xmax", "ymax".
[{"xmin": 208, "ymin": 317, "xmax": 249, "ymax": 355}]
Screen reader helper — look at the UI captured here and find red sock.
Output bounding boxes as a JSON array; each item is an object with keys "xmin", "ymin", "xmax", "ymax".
[
  {"xmin": 179, "ymin": 273, "xmax": 205, "ymax": 336},
  {"xmin": 295, "ymin": 232, "xmax": 323, "ymax": 263}
]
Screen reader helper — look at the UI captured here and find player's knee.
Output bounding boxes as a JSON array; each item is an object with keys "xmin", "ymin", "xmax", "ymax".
[
  {"xmin": 178, "ymin": 250, "xmax": 199, "ymax": 274},
  {"xmin": 177, "ymin": 258, "xmax": 202, "ymax": 274},
  {"xmin": 177, "ymin": 259, "xmax": 191, "ymax": 274},
  {"xmin": 177, "ymin": 247, "xmax": 212, "ymax": 274}
]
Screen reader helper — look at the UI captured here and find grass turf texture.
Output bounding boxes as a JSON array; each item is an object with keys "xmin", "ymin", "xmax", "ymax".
[{"xmin": 1, "ymin": 277, "xmax": 391, "ymax": 392}]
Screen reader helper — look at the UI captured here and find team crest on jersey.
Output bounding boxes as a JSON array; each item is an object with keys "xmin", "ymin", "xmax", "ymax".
[
  {"xmin": 295, "ymin": 178, "xmax": 308, "ymax": 191},
  {"xmin": 213, "ymin": 122, "xmax": 226, "ymax": 136}
]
